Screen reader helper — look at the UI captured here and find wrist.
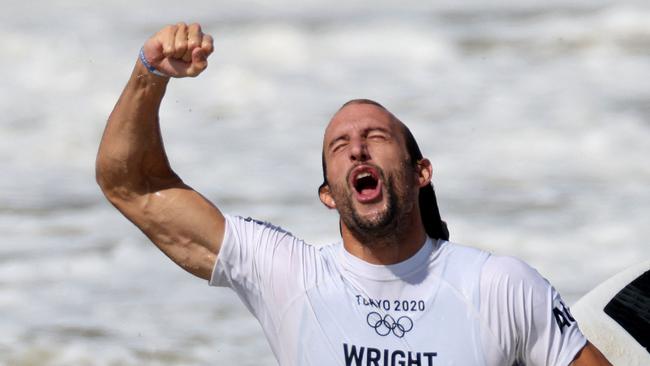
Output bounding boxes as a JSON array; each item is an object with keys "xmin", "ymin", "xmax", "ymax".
[
  {"xmin": 139, "ymin": 47, "xmax": 169, "ymax": 78},
  {"xmin": 130, "ymin": 60, "xmax": 170, "ymax": 94}
]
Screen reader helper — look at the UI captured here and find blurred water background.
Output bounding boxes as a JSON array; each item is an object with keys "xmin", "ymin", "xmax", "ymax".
[{"xmin": 0, "ymin": 0, "xmax": 648, "ymax": 364}]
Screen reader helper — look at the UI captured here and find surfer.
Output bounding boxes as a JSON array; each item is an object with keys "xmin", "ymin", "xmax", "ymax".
[{"xmin": 96, "ymin": 22, "xmax": 612, "ymax": 365}]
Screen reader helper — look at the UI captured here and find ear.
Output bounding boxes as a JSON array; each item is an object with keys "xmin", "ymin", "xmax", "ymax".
[
  {"xmin": 416, "ymin": 158, "xmax": 433, "ymax": 188},
  {"xmin": 319, "ymin": 184, "xmax": 337, "ymax": 209}
]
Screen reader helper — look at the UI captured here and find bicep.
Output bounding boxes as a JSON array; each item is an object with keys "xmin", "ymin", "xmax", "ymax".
[{"xmin": 113, "ymin": 182, "xmax": 225, "ymax": 280}]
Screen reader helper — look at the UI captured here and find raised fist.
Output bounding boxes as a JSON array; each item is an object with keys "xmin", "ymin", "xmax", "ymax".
[{"xmin": 141, "ymin": 22, "xmax": 214, "ymax": 78}]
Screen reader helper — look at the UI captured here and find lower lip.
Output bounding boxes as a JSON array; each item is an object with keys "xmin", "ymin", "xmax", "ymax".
[{"xmin": 354, "ymin": 180, "xmax": 383, "ymax": 203}]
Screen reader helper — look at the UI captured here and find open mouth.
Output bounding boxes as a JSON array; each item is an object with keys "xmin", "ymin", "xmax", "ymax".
[
  {"xmin": 355, "ymin": 171, "xmax": 378, "ymax": 193},
  {"xmin": 350, "ymin": 165, "xmax": 383, "ymax": 202}
]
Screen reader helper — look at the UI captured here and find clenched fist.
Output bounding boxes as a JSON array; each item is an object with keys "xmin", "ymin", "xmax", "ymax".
[{"xmin": 141, "ymin": 22, "xmax": 214, "ymax": 78}]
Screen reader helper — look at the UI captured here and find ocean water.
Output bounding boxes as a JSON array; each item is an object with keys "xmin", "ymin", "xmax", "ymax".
[{"xmin": 1, "ymin": 0, "xmax": 649, "ymax": 365}]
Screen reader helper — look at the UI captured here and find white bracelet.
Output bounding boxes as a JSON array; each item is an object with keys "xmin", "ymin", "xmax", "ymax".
[{"xmin": 139, "ymin": 47, "xmax": 169, "ymax": 77}]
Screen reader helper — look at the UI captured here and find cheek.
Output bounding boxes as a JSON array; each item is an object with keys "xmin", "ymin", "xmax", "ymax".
[
  {"xmin": 372, "ymin": 144, "xmax": 408, "ymax": 165},
  {"xmin": 392, "ymin": 164, "xmax": 419, "ymax": 194},
  {"xmin": 325, "ymin": 158, "xmax": 348, "ymax": 185},
  {"xmin": 329, "ymin": 176, "xmax": 348, "ymax": 197}
]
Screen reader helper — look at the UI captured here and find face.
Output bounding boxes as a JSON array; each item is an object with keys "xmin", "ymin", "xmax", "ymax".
[{"xmin": 320, "ymin": 103, "xmax": 428, "ymax": 241}]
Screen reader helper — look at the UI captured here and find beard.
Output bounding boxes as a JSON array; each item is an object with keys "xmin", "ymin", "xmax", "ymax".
[{"xmin": 329, "ymin": 162, "xmax": 417, "ymax": 246}]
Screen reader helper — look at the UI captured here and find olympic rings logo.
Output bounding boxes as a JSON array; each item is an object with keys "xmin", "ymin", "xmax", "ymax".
[{"xmin": 366, "ymin": 312, "xmax": 414, "ymax": 338}]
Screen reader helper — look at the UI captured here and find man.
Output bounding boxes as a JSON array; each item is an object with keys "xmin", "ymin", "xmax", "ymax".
[{"xmin": 96, "ymin": 22, "xmax": 611, "ymax": 365}]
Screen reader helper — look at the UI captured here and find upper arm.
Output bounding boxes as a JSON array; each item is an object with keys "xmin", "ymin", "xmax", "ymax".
[
  {"xmin": 109, "ymin": 179, "xmax": 225, "ymax": 281},
  {"xmin": 570, "ymin": 342, "xmax": 612, "ymax": 366}
]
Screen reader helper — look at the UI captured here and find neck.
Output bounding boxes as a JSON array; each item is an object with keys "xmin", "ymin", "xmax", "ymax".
[{"xmin": 340, "ymin": 213, "xmax": 428, "ymax": 265}]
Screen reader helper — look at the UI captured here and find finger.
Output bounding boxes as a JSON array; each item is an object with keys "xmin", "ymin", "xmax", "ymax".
[
  {"xmin": 143, "ymin": 32, "xmax": 165, "ymax": 64},
  {"xmin": 161, "ymin": 25, "xmax": 178, "ymax": 59},
  {"xmin": 201, "ymin": 34, "xmax": 214, "ymax": 57},
  {"xmin": 184, "ymin": 23, "xmax": 203, "ymax": 62},
  {"xmin": 187, "ymin": 47, "xmax": 208, "ymax": 77},
  {"xmin": 173, "ymin": 22, "xmax": 189, "ymax": 59}
]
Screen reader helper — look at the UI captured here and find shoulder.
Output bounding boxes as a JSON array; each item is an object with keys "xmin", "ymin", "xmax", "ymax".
[
  {"xmin": 480, "ymin": 254, "xmax": 550, "ymax": 291},
  {"xmin": 437, "ymin": 240, "xmax": 492, "ymax": 284},
  {"xmin": 317, "ymin": 241, "xmax": 341, "ymax": 255},
  {"xmin": 437, "ymin": 240, "xmax": 491, "ymax": 265},
  {"xmin": 478, "ymin": 254, "xmax": 565, "ymax": 337},
  {"xmin": 224, "ymin": 214, "xmax": 315, "ymax": 250},
  {"xmin": 217, "ymin": 214, "xmax": 319, "ymax": 278},
  {"xmin": 226, "ymin": 214, "xmax": 295, "ymax": 237},
  {"xmin": 216, "ymin": 214, "xmax": 327, "ymax": 288},
  {"xmin": 435, "ymin": 241, "xmax": 549, "ymax": 291}
]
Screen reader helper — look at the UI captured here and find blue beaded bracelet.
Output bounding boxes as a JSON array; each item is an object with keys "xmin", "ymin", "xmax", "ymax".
[{"xmin": 139, "ymin": 47, "xmax": 168, "ymax": 77}]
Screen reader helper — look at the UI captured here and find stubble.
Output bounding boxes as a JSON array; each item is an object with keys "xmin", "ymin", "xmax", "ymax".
[{"xmin": 331, "ymin": 162, "xmax": 417, "ymax": 247}]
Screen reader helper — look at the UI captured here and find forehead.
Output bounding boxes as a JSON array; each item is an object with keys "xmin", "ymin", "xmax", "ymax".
[{"xmin": 324, "ymin": 103, "xmax": 403, "ymax": 143}]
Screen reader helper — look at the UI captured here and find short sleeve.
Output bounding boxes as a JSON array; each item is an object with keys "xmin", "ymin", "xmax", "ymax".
[
  {"xmin": 209, "ymin": 215, "xmax": 312, "ymax": 324},
  {"xmin": 479, "ymin": 255, "xmax": 587, "ymax": 366}
]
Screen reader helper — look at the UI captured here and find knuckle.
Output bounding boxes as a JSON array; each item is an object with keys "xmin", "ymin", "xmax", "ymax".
[
  {"xmin": 203, "ymin": 38, "xmax": 214, "ymax": 51},
  {"xmin": 158, "ymin": 26, "xmax": 171, "ymax": 37},
  {"xmin": 166, "ymin": 25, "xmax": 178, "ymax": 35}
]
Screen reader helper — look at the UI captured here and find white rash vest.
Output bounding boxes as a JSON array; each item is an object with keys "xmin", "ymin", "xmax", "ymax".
[{"xmin": 210, "ymin": 215, "xmax": 587, "ymax": 366}]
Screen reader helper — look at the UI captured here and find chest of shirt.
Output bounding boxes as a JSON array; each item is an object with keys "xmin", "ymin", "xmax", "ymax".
[{"xmin": 273, "ymin": 274, "xmax": 495, "ymax": 366}]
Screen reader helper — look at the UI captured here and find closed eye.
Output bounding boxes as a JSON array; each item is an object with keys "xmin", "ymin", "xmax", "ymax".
[
  {"xmin": 368, "ymin": 133, "xmax": 388, "ymax": 141},
  {"xmin": 366, "ymin": 129, "xmax": 390, "ymax": 142},
  {"xmin": 329, "ymin": 135, "xmax": 350, "ymax": 154},
  {"xmin": 331, "ymin": 141, "xmax": 348, "ymax": 153}
]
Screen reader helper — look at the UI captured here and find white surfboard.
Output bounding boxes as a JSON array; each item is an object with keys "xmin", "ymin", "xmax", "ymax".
[{"xmin": 571, "ymin": 260, "xmax": 649, "ymax": 366}]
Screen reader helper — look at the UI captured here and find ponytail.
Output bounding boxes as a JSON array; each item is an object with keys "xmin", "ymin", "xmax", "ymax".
[
  {"xmin": 419, "ymin": 183, "xmax": 449, "ymax": 241},
  {"xmin": 401, "ymin": 124, "xmax": 450, "ymax": 241}
]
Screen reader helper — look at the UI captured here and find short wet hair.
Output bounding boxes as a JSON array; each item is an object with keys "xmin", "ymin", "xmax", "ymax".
[{"xmin": 320, "ymin": 99, "xmax": 449, "ymax": 241}]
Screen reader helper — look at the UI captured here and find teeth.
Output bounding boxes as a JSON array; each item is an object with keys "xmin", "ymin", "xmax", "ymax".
[{"xmin": 357, "ymin": 172, "xmax": 371, "ymax": 179}]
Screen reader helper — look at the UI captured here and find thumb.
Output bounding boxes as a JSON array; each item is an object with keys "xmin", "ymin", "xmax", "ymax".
[{"xmin": 187, "ymin": 47, "xmax": 208, "ymax": 77}]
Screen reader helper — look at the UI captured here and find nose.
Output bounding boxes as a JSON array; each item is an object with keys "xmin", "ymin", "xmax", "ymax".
[{"xmin": 349, "ymin": 136, "xmax": 369, "ymax": 162}]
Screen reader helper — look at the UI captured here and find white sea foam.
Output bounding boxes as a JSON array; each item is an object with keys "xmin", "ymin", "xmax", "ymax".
[{"xmin": 1, "ymin": 0, "xmax": 648, "ymax": 364}]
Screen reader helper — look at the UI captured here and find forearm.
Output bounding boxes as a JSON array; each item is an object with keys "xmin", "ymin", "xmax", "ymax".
[
  {"xmin": 96, "ymin": 60, "xmax": 176, "ymax": 201},
  {"xmin": 96, "ymin": 24, "xmax": 223, "ymax": 280},
  {"xmin": 570, "ymin": 341, "xmax": 612, "ymax": 366}
]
